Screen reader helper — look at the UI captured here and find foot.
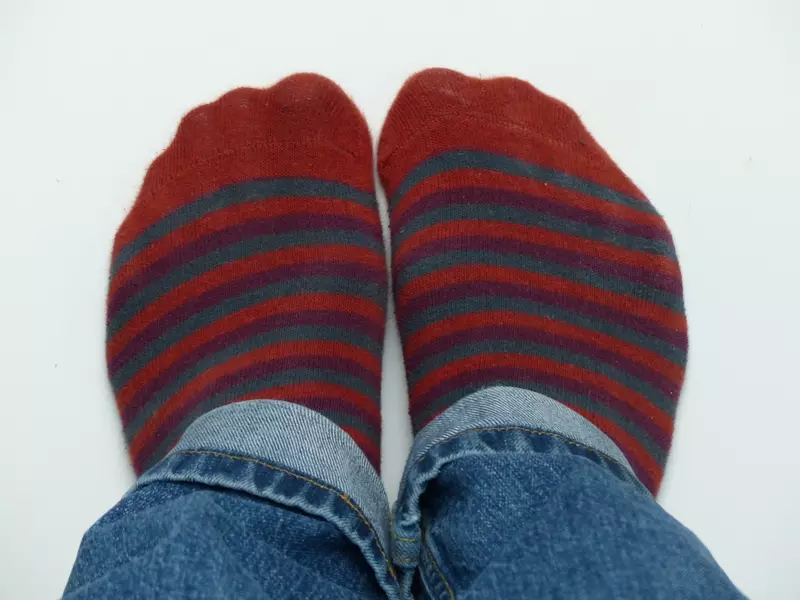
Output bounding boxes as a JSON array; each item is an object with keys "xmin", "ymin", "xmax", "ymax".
[
  {"xmin": 379, "ymin": 69, "xmax": 686, "ymax": 493},
  {"xmin": 107, "ymin": 75, "xmax": 386, "ymax": 473}
]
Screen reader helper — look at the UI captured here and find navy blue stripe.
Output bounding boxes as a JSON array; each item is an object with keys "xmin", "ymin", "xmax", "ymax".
[
  {"xmin": 108, "ymin": 230, "xmax": 383, "ymax": 337},
  {"xmin": 407, "ymin": 339, "xmax": 675, "ymax": 412},
  {"xmin": 112, "ymin": 178, "xmax": 376, "ymax": 275},
  {"xmin": 393, "ymin": 204, "xmax": 675, "ymax": 259},
  {"xmin": 111, "ymin": 277, "xmax": 386, "ymax": 390},
  {"xmin": 401, "ymin": 295, "xmax": 687, "ymax": 366},
  {"xmin": 396, "ymin": 250, "xmax": 684, "ymax": 312},
  {"xmin": 121, "ymin": 324, "xmax": 383, "ymax": 434}
]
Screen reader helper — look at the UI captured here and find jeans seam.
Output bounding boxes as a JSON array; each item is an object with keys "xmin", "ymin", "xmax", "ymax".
[
  {"xmin": 174, "ymin": 449, "xmax": 397, "ymax": 581},
  {"xmin": 424, "ymin": 543, "xmax": 455, "ymax": 600},
  {"xmin": 417, "ymin": 426, "xmax": 632, "ymax": 474}
]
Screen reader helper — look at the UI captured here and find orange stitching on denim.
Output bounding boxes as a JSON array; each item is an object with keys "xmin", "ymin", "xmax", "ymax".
[
  {"xmin": 175, "ymin": 449, "xmax": 396, "ymax": 580},
  {"xmin": 416, "ymin": 426, "xmax": 630, "ymax": 473},
  {"xmin": 425, "ymin": 544, "xmax": 455, "ymax": 600},
  {"xmin": 392, "ymin": 531, "xmax": 419, "ymax": 543}
]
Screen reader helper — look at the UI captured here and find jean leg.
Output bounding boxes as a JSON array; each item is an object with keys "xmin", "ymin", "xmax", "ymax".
[
  {"xmin": 64, "ymin": 400, "xmax": 399, "ymax": 599},
  {"xmin": 392, "ymin": 387, "xmax": 745, "ymax": 600}
]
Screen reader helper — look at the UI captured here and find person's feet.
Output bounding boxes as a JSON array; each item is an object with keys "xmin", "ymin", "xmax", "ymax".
[
  {"xmin": 379, "ymin": 68, "xmax": 687, "ymax": 493},
  {"xmin": 107, "ymin": 75, "xmax": 386, "ymax": 474}
]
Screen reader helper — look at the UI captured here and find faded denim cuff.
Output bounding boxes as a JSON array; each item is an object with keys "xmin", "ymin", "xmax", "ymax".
[{"xmin": 133, "ymin": 400, "xmax": 399, "ymax": 599}]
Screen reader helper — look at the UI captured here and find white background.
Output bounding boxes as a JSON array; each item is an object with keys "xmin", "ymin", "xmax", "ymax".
[{"xmin": 1, "ymin": 1, "xmax": 799, "ymax": 598}]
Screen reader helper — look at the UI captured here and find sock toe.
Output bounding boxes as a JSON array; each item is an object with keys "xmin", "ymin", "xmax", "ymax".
[
  {"xmin": 379, "ymin": 68, "xmax": 635, "ymax": 202},
  {"xmin": 115, "ymin": 75, "xmax": 373, "ymax": 261}
]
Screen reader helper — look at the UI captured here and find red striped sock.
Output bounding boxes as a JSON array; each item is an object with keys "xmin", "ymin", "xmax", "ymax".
[
  {"xmin": 107, "ymin": 74, "xmax": 386, "ymax": 474},
  {"xmin": 379, "ymin": 69, "xmax": 686, "ymax": 493}
]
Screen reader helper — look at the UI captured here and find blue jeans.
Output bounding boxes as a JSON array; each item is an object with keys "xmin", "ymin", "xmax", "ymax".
[{"xmin": 64, "ymin": 387, "xmax": 744, "ymax": 599}]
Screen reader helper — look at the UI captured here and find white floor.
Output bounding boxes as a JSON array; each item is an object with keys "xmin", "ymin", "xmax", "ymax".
[{"xmin": 2, "ymin": 1, "xmax": 799, "ymax": 598}]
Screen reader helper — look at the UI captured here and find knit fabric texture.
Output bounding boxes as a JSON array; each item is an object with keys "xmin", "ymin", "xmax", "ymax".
[
  {"xmin": 379, "ymin": 69, "xmax": 687, "ymax": 493},
  {"xmin": 107, "ymin": 75, "xmax": 387, "ymax": 474}
]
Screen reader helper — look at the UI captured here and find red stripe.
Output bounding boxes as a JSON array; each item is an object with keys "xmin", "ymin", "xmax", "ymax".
[
  {"xmin": 115, "ymin": 293, "xmax": 384, "ymax": 409},
  {"xmin": 111, "ymin": 199, "xmax": 380, "ymax": 294},
  {"xmin": 108, "ymin": 245, "xmax": 383, "ymax": 356},
  {"xmin": 394, "ymin": 220, "xmax": 680, "ymax": 277},
  {"xmin": 398, "ymin": 265, "xmax": 686, "ymax": 333},
  {"xmin": 411, "ymin": 353, "xmax": 673, "ymax": 435},
  {"xmin": 406, "ymin": 311, "xmax": 684, "ymax": 385},
  {"xmin": 393, "ymin": 168, "xmax": 663, "ymax": 229},
  {"xmin": 128, "ymin": 341, "xmax": 380, "ymax": 458}
]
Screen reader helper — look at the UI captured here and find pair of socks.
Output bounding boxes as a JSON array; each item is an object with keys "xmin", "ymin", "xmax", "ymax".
[{"xmin": 107, "ymin": 69, "xmax": 686, "ymax": 493}]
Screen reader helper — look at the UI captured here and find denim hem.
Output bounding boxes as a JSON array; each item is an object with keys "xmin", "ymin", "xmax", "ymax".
[
  {"xmin": 391, "ymin": 385, "xmax": 649, "ymax": 596},
  {"xmin": 132, "ymin": 400, "xmax": 400, "ymax": 599}
]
